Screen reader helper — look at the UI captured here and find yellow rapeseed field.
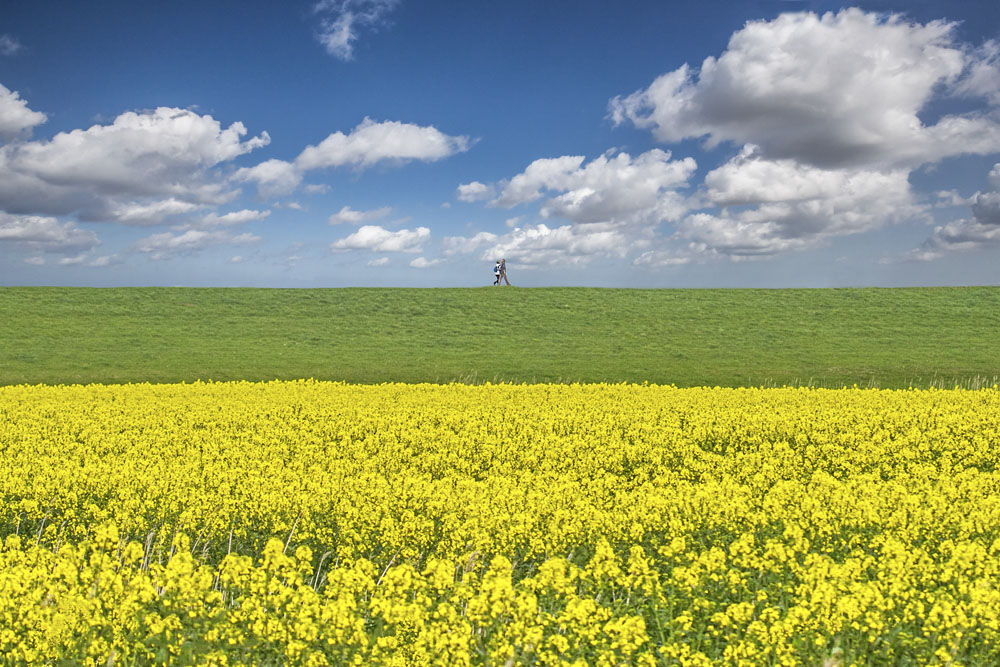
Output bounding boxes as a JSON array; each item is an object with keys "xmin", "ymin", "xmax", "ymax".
[{"xmin": 1, "ymin": 380, "xmax": 999, "ymax": 665}]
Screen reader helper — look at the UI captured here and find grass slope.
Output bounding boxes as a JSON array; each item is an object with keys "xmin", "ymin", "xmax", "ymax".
[{"xmin": 2, "ymin": 286, "xmax": 998, "ymax": 388}]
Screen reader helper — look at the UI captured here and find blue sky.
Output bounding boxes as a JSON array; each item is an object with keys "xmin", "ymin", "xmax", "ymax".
[{"xmin": 1, "ymin": 0, "xmax": 999, "ymax": 287}]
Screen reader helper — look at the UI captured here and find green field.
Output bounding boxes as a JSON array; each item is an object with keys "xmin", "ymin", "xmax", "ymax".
[{"xmin": 2, "ymin": 285, "xmax": 999, "ymax": 387}]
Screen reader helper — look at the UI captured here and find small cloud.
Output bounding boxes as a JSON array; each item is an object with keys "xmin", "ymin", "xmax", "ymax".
[
  {"xmin": 443, "ymin": 231, "xmax": 498, "ymax": 256},
  {"xmin": 87, "ymin": 255, "xmax": 119, "ymax": 267},
  {"xmin": 304, "ymin": 184, "xmax": 330, "ymax": 195},
  {"xmin": 441, "ymin": 202, "xmax": 451, "ymax": 209},
  {"xmin": 457, "ymin": 180, "xmax": 496, "ymax": 203},
  {"xmin": 170, "ymin": 209, "xmax": 271, "ymax": 232},
  {"xmin": 230, "ymin": 255, "xmax": 245, "ymax": 263},
  {"xmin": 233, "ymin": 159, "xmax": 301, "ymax": 198},
  {"xmin": 409, "ymin": 256, "xmax": 441, "ymax": 268},
  {"xmin": 367, "ymin": 256, "xmax": 390, "ymax": 266},
  {"xmin": 199, "ymin": 209, "xmax": 271, "ymax": 227},
  {"xmin": 328, "ymin": 205, "xmax": 392, "ymax": 225},
  {"xmin": 132, "ymin": 229, "xmax": 261, "ymax": 260},
  {"xmin": 478, "ymin": 223, "xmax": 628, "ymax": 269},
  {"xmin": 24, "ymin": 256, "xmax": 44, "ymax": 265},
  {"xmin": 57, "ymin": 254, "xmax": 88, "ymax": 266},
  {"xmin": 313, "ymin": 0, "xmax": 400, "ymax": 60},
  {"xmin": 907, "ymin": 163, "xmax": 1000, "ymax": 259},
  {"xmin": 632, "ymin": 250, "xmax": 692, "ymax": 267},
  {"xmin": 504, "ymin": 216, "xmax": 521, "ymax": 228},
  {"xmin": 297, "ymin": 117, "xmax": 471, "ymax": 171},
  {"xmin": 49, "ymin": 252, "xmax": 120, "ymax": 268},
  {"xmin": 106, "ymin": 198, "xmax": 203, "ymax": 226},
  {"xmin": 934, "ymin": 190, "xmax": 972, "ymax": 207},
  {"xmin": 0, "ymin": 35, "xmax": 22, "ymax": 56},
  {"xmin": 331, "ymin": 224, "xmax": 429, "ymax": 253}
]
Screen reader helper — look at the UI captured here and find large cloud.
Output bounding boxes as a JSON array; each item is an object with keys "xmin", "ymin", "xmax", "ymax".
[
  {"xmin": 313, "ymin": 0, "xmax": 399, "ymax": 60},
  {"xmin": 604, "ymin": 8, "xmax": 1000, "ymax": 264},
  {"xmin": 450, "ymin": 149, "xmax": 696, "ymax": 268},
  {"xmin": 0, "ymin": 106, "xmax": 269, "ymax": 222},
  {"xmin": 668, "ymin": 144, "xmax": 921, "ymax": 259},
  {"xmin": 610, "ymin": 9, "xmax": 1000, "ymax": 170},
  {"xmin": 486, "ymin": 149, "xmax": 697, "ymax": 226},
  {"xmin": 331, "ymin": 224, "xmax": 429, "ymax": 253},
  {"xmin": 0, "ymin": 83, "xmax": 47, "ymax": 140},
  {"xmin": 236, "ymin": 117, "xmax": 470, "ymax": 197}
]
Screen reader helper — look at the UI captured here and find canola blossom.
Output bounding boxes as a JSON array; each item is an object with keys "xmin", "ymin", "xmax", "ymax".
[{"xmin": 1, "ymin": 380, "xmax": 1000, "ymax": 665}]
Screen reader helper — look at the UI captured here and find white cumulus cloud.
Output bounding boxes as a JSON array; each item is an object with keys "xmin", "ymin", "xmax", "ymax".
[
  {"xmin": 409, "ymin": 256, "xmax": 441, "ymax": 268},
  {"xmin": 492, "ymin": 149, "xmax": 697, "ymax": 227},
  {"xmin": 456, "ymin": 181, "xmax": 495, "ymax": 202},
  {"xmin": 236, "ymin": 117, "xmax": 470, "ymax": 198},
  {"xmin": 479, "ymin": 223, "xmax": 628, "ymax": 269},
  {"xmin": 15, "ymin": 107, "xmax": 268, "ymax": 190},
  {"xmin": 456, "ymin": 149, "xmax": 697, "ymax": 269},
  {"xmin": 296, "ymin": 117, "xmax": 470, "ymax": 171},
  {"xmin": 674, "ymin": 144, "xmax": 922, "ymax": 259},
  {"xmin": 233, "ymin": 159, "xmax": 302, "ymax": 199},
  {"xmin": 0, "ymin": 83, "xmax": 47, "ymax": 140},
  {"xmin": 603, "ymin": 8, "xmax": 1000, "ymax": 264},
  {"xmin": 610, "ymin": 8, "xmax": 1000, "ymax": 170},
  {"xmin": 331, "ymin": 224, "xmax": 429, "ymax": 253},
  {"xmin": 669, "ymin": 152, "xmax": 919, "ymax": 260},
  {"xmin": 0, "ymin": 106, "xmax": 269, "ymax": 222}
]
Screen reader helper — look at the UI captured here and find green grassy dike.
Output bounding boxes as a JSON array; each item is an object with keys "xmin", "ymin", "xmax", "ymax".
[{"xmin": 2, "ymin": 286, "xmax": 999, "ymax": 388}]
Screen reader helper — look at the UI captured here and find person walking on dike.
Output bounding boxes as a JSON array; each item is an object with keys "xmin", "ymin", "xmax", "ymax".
[
  {"xmin": 499, "ymin": 258, "xmax": 510, "ymax": 286},
  {"xmin": 493, "ymin": 260, "xmax": 502, "ymax": 285}
]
